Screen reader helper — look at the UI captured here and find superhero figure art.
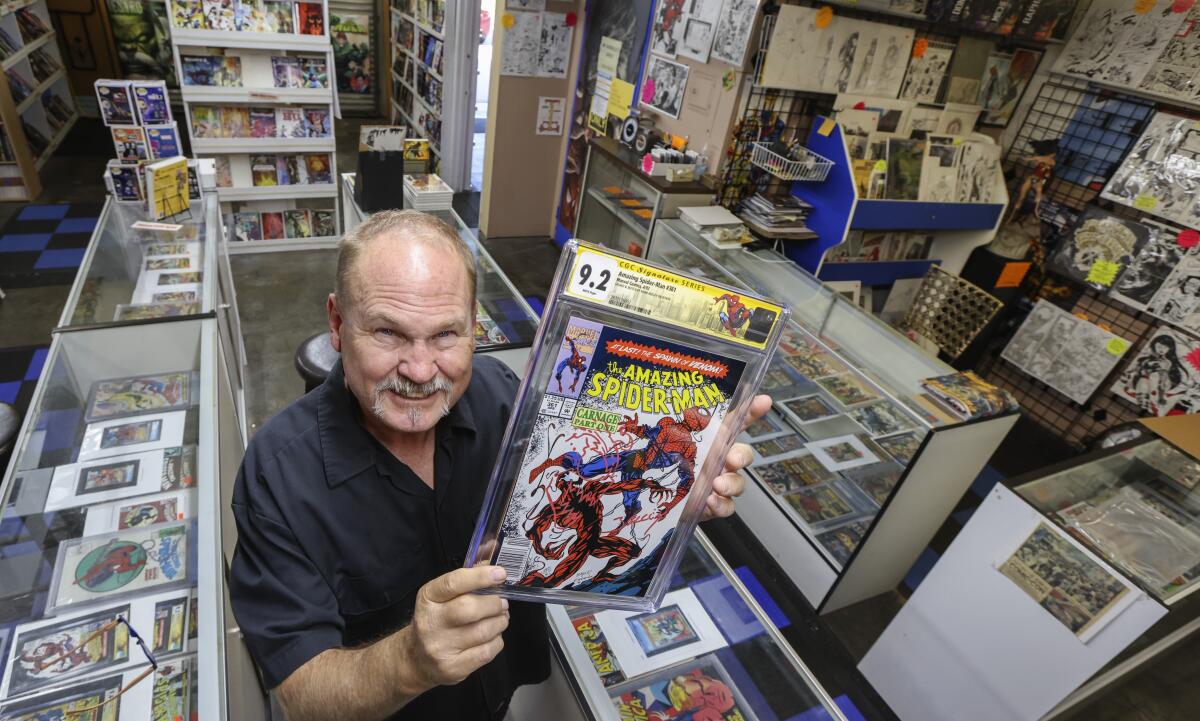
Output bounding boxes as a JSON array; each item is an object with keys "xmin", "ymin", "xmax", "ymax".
[{"xmin": 491, "ymin": 316, "xmax": 746, "ymax": 596}]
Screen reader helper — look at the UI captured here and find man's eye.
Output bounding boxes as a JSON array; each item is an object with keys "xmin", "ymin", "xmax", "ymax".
[
  {"xmin": 436, "ymin": 330, "xmax": 455, "ymax": 339},
  {"xmin": 376, "ymin": 328, "xmax": 395, "ymax": 337}
]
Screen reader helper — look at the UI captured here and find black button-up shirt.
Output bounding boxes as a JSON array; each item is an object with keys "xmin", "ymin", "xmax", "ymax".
[{"xmin": 229, "ymin": 356, "xmax": 549, "ymax": 720}]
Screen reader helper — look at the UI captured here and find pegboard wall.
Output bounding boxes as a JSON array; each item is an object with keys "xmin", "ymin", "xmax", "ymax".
[{"xmin": 976, "ymin": 73, "xmax": 1196, "ymax": 449}]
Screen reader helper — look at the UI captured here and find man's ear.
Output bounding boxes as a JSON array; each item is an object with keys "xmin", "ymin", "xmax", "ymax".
[{"xmin": 328, "ymin": 293, "xmax": 344, "ymax": 353}]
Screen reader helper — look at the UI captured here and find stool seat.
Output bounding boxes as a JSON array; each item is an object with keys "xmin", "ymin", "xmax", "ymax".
[
  {"xmin": 0, "ymin": 402, "xmax": 20, "ymax": 457},
  {"xmin": 295, "ymin": 332, "xmax": 340, "ymax": 393}
]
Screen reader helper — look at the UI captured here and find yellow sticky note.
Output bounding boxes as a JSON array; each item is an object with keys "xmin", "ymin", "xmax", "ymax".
[
  {"xmin": 818, "ymin": 117, "xmax": 836, "ymax": 137},
  {"xmin": 873, "ymin": 159, "xmax": 887, "ymax": 172},
  {"xmin": 1133, "ymin": 195, "xmax": 1158, "ymax": 210},
  {"xmin": 1107, "ymin": 338, "xmax": 1130, "ymax": 356},
  {"xmin": 1086, "ymin": 260, "xmax": 1121, "ymax": 287},
  {"xmin": 607, "ymin": 79, "xmax": 634, "ymax": 120}
]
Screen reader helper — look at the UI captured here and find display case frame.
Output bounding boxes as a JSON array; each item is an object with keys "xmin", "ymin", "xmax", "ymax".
[
  {"xmin": 648, "ymin": 218, "xmax": 1018, "ymax": 614},
  {"xmin": 574, "ymin": 137, "xmax": 713, "ymax": 258}
]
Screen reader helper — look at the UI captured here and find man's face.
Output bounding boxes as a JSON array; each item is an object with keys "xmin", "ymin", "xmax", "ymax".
[{"xmin": 329, "ymin": 239, "xmax": 474, "ymax": 436}]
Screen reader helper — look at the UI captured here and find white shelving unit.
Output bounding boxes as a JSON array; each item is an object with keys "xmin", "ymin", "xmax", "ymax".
[
  {"xmin": 0, "ymin": 0, "xmax": 77, "ymax": 200},
  {"xmin": 168, "ymin": 0, "xmax": 341, "ymax": 247},
  {"xmin": 388, "ymin": 0, "xmax": 445, "ymax": 167}
]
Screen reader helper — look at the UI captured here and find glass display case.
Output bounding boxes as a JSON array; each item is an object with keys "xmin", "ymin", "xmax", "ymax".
[
  {"xmin": 57, "ymin": 197, "xmax": 221, "ymax": 329},
  {"xmin": 548, "ymin": 530, "xmax": 848, "ymax": 721},
  {"xmin": 341, "ymin": 172, "xmax": 540, "ymax": 372},
  {"xmin": 1017, "ymin": 438, "xmax": 1200, "ymax": 604},
  {"xmin": 0, "ymin": 319, "xmax": 260, "ymax": 720},
  {"xmin": 575, "ymin": 138, "xmax": 713, "ymax": 258},
  {"xmin": 649, "ymin": 218, "xmax": 1019, "ymax": 614}
]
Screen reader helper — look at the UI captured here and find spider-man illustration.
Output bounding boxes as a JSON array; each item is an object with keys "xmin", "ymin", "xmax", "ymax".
[
  {"xmin": 521, "ymin": 469, "xmax": 672, "ymax": 587},
  {"xmin": 18, "ymin": 635, "xmax": 91, "ymax": 674},
  {"xmin": 713, "ymin": 294, "xmax": 751, "ymax": 336},
  {"xmin": 74, "ymin": 542, "xmax": 145, "ymax": 590},
  {"xmin": 526, "ymin": 406, "xmax": 712, "ymax": 534},
  {"xmin": 555, "ymin": 336, "xmax": 587, "ymax": 393}
]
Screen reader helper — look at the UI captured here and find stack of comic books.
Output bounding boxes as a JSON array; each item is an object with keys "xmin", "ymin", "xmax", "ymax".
[
  {"xmin": 466, "ymin": 240, "xmax": 786, "ymax": 611},
  {"xmin": 403, "ymin": 173, "xmax": 453, "ymax": 210}
]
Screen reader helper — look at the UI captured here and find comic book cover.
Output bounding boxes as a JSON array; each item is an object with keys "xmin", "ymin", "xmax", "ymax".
[
  {"xmin": 119, "ymin": 497, "xmax": 181, "ymax": 530},
  {"xmin": 6, "ymin": 606, "xmax": 131, "ymax": 696},
  {"xmin": 300, "ymin": 55, "xmax": 328, "ymax": 87},
  {"xmin": 570, "ymin": 614, "xmax": 626, "ymax": 687},
  {"xmin": 160, "ymin": 446, "xmax": 197, "ymax": 491},
  {"xmin": 182, "ymin": 55, "xmax": 215, "ymax": 86},
  {"xmin": 921, "ymin": 370, "xmax": 1018, "ymax": 420},
  {"xmin": 469, "ymin": 241, "xmax": 785, "ymax": 610},
  {"xmin": 190, "ymin": 105, "xmax": 222, "ymax": 138},
  {"xmin": 608, "ymin": 654, "xmax": 758, "ymax": 721},
  {"xmin": 114, "ymin": 303, "xmax": 199, "ymax": 321},
  {"xmin": 202, "ymin": 0, "xmax": 235, "ymax": 31},
  {"xmin": 276, "ymin": 107, "xmax": 304, "ymax": 138},
  {"xmin": 86, "ymin": 372, "xmax": 192, "ymax": 421},
  {"xmin": 95, "ymin": 80, "xmax": 135, "ymax": 125},
  {"xmin": 220, "ymin": 106, "xmax": 250, "ymax": 138},
  {"xmin": 261, "ymin": 211, "xmax": 286, "ymax": 239},
  {"xmin": 279, "ymin": 154, "xmax": 303, "ymax": 184},
  {"xmin": 145, "ymin": 124, "xmax": 181, "ymax": 160},
  {"xmin": 250, "ymin": 107, "xmax": 277, "ymax": 138},
  {"xmin": 151, "ymin": 596, "xmax": 188, "ymax": 654},
  {"xmin": 272, "ymin": 56, "xmax": 301, "ymax": 88},
  {"xmin": 296, "ymin": 1, "xmax": 324, "ymax": 35},
  {"xmin": 311, "ymin": 209, "xmax": 336, "ymax": 237},
  {"xmin": 303, "ymin": 107, "xmax": 330, "ymax": 136},
  {"xmin": 0, "ymin": 674, "xmax": 124, "ymax": 719},
  {"xmin": 251, "ymin": 155, "xmax": 278, "ymax": 186},
  {"xmin": 284, "ymin": 209, "xmax": 312, "ymax": 238},
  {"xmin": 172, "ymin": 0, "xmax": 204, "ymax": 28},
  {"xmin": 151, "ymin": 655, "xmax": 193, "ymax": 721},
  {"xmin": 305, "ymin": 153, "xmax": 332, "ymax": 183},
  {"xmin": 264, "ymin": 0, "xmax": 294, "ymax": 32},
  {"xmin": 48, "ymin": 522, "xmax": 191, "ymax": 614}
]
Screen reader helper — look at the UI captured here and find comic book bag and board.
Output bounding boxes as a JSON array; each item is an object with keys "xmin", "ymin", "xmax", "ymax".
[{"xmin": 466, "ymin": 240, "xmax": 787, "ymax": 611}]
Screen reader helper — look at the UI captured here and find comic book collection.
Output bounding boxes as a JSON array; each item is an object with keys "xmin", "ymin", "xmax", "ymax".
[
  {"xmin": 230, "ymin": 207, "xmax": 336, "ymax": 241},
  {"xmin": 189, "ymin": 104, "xmax": 331, "ymax": 139},
  {"xmin": 0, "ymin": 359, "xmax": 203, "ymax": 715},
  {"xmin": 180, "ymin": 53, "xmax": 328, "ymax": 89},
  {"xmin": 245, "ymin": 153, "xmax": 334, "ymax": 186},
  {"xmin": 467, "ymin": 241, "xmax": 785, "ymax": 611},
  {"xmin": 170, "ymin": 0, "xmax": 324, "ymax": 35}
]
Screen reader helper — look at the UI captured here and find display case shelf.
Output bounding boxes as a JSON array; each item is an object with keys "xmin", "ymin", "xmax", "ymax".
[
  {"xmin": 191, "ymin": 137, "xmax": 336, "ymax": 153},
  {"xmin": 169, "ymin": 28, "xmax": 332, "ymax": 53},
  {"xmin": 214, "ymin": 182, "xmax": 337, "ymax": 201},
  {"xmin": 180, "ymin": 86, "xmax": 334, "ymax": 104}
]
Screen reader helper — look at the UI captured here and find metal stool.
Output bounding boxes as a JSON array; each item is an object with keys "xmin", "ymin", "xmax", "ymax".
[{"xmin": 294, "ymin": 332, "xmax": 340, "ymax": 393}]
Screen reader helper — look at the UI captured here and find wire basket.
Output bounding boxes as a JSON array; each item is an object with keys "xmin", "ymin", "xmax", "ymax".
[{"xmin": 750, "ymin": 142, "xmax": 832, "ymax": 182}]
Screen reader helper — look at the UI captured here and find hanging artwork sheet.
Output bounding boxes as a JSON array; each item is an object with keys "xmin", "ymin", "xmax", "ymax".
[
  {"xmin": 640, "ymin": 54, "xmax": 690, "ymax": 118},
  {"xmin": 499, "ymin": 9, "xmax": 541, "ymax": 76},
  {"xmin": 1111, "ymin": 326, "xmax": 1200, "ymax": 416},
  {"xmin": 1145, "ymin": 253, "xmax": 1200, "ymax": 334},
  {"xmin": 649, "ymin": 0, "xmax": 686, "ymax": 57},
  {"xmin": 1106, "ymin": 222, "xmax": 1181, "ymax": 313},
  {"xmin": 678, "ymin": 0, "xmax": 722, "ymax": 63},
  {"xmin": 900, "ymin": 40, "xmax": 954, "ymax": 103},
  {"xmin": 1047, "ymin": 205, "xmax": 1151, "ymax": 291},
  {"xmin": 710, "ymin": 0, "xmax": 760, "ymax": 67},
  {"xmin": 1102, "ymin": 111, "xmax": 1200, "ymax": 227},
  {"xmin": 1052, "ymin": 0, "xmax": 1188, "ymax": 89}
]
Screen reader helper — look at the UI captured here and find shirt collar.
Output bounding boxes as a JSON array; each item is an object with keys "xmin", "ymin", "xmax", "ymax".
[{"xmin": 317, "ymin": 360, "xmax": 479, "ymax": 487}]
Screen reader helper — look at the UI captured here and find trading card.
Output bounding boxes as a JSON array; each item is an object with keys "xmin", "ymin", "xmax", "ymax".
[{"xmin": 625, "ymin": 604, "xmax": 699, "ymax": 656}]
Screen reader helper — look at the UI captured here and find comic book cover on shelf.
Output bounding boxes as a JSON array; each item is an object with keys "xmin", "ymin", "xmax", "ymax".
[
  {"xmin": 466, "ymin": 241, "xmax": 786, "ymax": 610},
  {"xmin": 608, "ymin": 653, "xmax": 758, "ymax": 721},
  {"xmin": 4, "ymin": 606, "xmax": 130, "ymax": 696},
  {"xmin": 86, "ymin": 371, "xmax": 194, "ymax": 421}
]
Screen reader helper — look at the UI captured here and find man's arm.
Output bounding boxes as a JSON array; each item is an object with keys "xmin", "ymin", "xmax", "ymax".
[{"xmin": 276, "ymin": 566, "xmax": 510, "ymax": 721}]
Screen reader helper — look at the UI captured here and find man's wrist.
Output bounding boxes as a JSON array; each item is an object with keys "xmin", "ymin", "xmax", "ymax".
[{"xmin": 391, "ymin": 626, "xmax": 431, "ymax": 700}]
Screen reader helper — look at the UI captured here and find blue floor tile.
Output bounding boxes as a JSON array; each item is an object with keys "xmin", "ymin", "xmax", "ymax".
[
  {"xmin": 55, "ymin": 217, "xmax": 98, "ymax": 234},
  {"xmin": 0, "ymin": 234, "xmax": 52, "ymax": 252},
  {"xmin": 0, "ymin": 381, "xmax": 19, "ymax": 404},
  {"xmin": 17, "ymin": 204, "xmax": 68, "ymax": 221},
  {"xmin": 33, "ymin": 248, "xmax": 85, "ymax": 269},
  {"xmin": 25, "ymin": 347, "xmax": 49, "ymax": 381}
]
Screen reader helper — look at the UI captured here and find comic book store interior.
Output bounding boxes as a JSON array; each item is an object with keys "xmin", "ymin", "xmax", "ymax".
[{"xmin": 6, "ymin": 0, "xmax": 1200, "ymax": 719}]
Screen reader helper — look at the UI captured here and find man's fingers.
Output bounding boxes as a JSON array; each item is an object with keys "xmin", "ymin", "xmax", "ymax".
[
  {"xmin": 711, "ymin": 471, "xmax": 746, "ymax": 499},
  {"xmin": 459, "ymin": 612, "xmax": 510, "ymax": 649},
  {"xmin": 723, "ymin": 443, "xmax": 753, "ymax": 473},
  {"xmin": 443, "ymin": 593, "xmax": 509, "ymax": 626},
  {"xmin": 706, "ymin": 493, "xmax": 735, "ymax": 519},
  {"xmin": 742, "ymin": 395, "xmax": 772, "ymax": 428},
  {"xmin": 425, "ymin": 566, "xmax": 506, "ymax": 604},
  {"xmin": 470, "ymin": 635, "xmax": 506, "ymax": 669}
]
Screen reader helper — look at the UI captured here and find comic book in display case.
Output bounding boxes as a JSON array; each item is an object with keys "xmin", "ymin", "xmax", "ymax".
[
  {"xmin": 647, "ymin": 218, "xmax": 1018, "ymax": 613},
  {"xmin": 465, "ymin": 240, "xmax": 788, "ymax": 612},
  {"xmin": 0, "ymin": 0, "xmax": 77, "ymax": 200},
  {"xmin": 0, "ymin": 234, "xmax": 254, "ymax": 717},
  {"xmin": 543, "ymin": 531, "xmax": 848, "ymax": 721},
  {"xmin": 168, "ymin": 0, "xmax": 341, "ymax": 244}
]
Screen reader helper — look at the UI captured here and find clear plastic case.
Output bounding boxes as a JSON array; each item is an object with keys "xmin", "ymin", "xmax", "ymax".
[{"xmin": 465, "ymin": 240, "xmax": 788, "ymax": 611}]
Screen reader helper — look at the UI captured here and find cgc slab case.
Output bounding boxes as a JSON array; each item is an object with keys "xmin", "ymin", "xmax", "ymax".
[{"xmin": 466, "ymin": 240, "xmax": 787, "ymax": 611}]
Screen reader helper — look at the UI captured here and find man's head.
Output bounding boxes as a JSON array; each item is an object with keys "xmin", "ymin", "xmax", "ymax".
[{"xmin": 328, "ymin": 210, "xmax": 477, "ymax": 438}]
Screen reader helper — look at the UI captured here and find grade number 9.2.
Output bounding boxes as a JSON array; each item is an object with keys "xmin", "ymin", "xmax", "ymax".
[{"xmin": 577, "ymin": 263, "xmax": 611, "ymax": 291}]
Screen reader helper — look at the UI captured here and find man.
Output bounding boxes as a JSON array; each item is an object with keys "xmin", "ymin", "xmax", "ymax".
[{"xmin": 229, "ymin": 210, "xmax": 768, "ymax": 721}]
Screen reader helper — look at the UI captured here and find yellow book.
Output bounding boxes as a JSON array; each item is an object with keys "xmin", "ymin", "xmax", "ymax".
[{"xmin": 146, "ymin": 156, "xmax": 188, "ymax": 220}]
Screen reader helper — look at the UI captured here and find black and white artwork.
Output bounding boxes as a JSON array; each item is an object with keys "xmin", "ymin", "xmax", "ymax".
[
  {"xmin": 1053, "ymin": 0, "xmax": 1188, "ymax": 89},
  {"xmin": 1110, "ymin": 225, "xmax": 1187, "ymax": 312},
  {"xmin": 1003, "ymin": 300, "xmax": 1132, "ymax": 405},
  {"xmin": 536, "ymin": 12, "xmax": 573, "ymax": 79},
  {"xmin": 900, "ymin": 41, "xmax": 954, "ymax": 104},
  {"xmin": 761, "ymin": 9, "xmax": 912, "ymax": 96},
  {"xmin": 847, "ymin": 24, "xmax": 915, "ymax": 98},
  {"xmin": 833, "ymin": 94, "xmax": 915, "ymax": 135},
  {"xmin": 1112, "ymin": 326, "xmax": 1200, "ymax": 416},
  {"xmin": 918, "ymin": 135, "xmax": 959, "ymax": 202},
  {"xmin": 1139, "ymin": 5, "xmax": 1200, "ymax": 102},
  {"xmin": 650, "ymin": 0, "xmax": 687, "ymax": 58},
  {"xmin": 678, "ymin": 0, "xmax": 722, "ymax": 63},
  {"xmin": 640, "ymin": 54, "xmax": 690, "ymax": 118},
  {"xmin": 1146, "ymin": 253, "xmax": 1200, "ymax": 334},
  {"xmin": 499, "ymin": 9, "xmax": 541, "ymax": 77},
  {"xmin": 1048, "ymin": 205, "xmax": 1150, "ymax": 291},
  {"xmin": 710, "ymin": 0, "xmax": 760, "ymax": 68},
  {"xmin": 1102, "ymin": 111, "xmax": 1200, "ymax": 227},
  {"xmin": 955, "ymin": 141, "xmax": 1000, "ymax": 203}
]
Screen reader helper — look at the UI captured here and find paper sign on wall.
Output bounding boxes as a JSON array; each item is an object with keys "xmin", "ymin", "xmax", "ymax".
[
  {"xmin": 536, "ymin": 96, "xmax": 565, "ymax": 135},
  {"xmin": 607, "ymin": 79, "xmax": 635, "ymax": 120}
]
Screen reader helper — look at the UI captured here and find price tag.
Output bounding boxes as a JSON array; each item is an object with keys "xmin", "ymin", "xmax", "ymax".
[
  {"xmin": 1178, "ymin": 228, "xmax": 1199, "ymax": 248},
  {"xmin": 913, "ymin": 39, "xmax": 928, "ymax": 58},
  {"xmin": 1173, "ymin": 0, "xmax": 1195, "ymax": 11},
  {"xmin": 1133, "ymin": 0, "xmax": 1156, "ymax": 13},
  {"xmin": 1086, "ymin": 260, "xmax": 1121, "ymax": 287},
  {"xmin": 818, "ymin": 117, "xmax": 836, "ymax": 136},
  {"xmin": 1107, "ymin": 338, "xmax": 1130, "ymax": 356},
  {"xmin": 873, "ymin": 159, "xmax": 887, "ymax": 172},
  {"xmin": 815, "ymin": 6, "xmax": 834, "ymax": 28},
  {"xmin": 567, "ymin": 250, "xmax": 620, "ymax": 302},
  {"xmin": 1133, "ymin": 195, "xmax": 1158, "ymax": 211}
]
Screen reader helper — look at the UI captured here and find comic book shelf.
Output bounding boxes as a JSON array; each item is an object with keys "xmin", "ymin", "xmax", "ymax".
[
  {"xmin": 167, "ymin": 0, "xmax": 342, "ymax": 248},
  {"xmin": 387, "ymin": 0, "xmax": 445, "ymax": 173},
  {"xmin": 0, "ymin": 0, "xmax": 77, "ymax": 200},
  {"xmin": 648, "ymin": 218, "xmax": 1018, "ymax": 614},
  {"xmin": 0, "ymin": 196, "xmax": 263, "ymax": 721},
  {"xmin": 861, "ymin": 429, "xmax": 1200, "ymax": 721}
]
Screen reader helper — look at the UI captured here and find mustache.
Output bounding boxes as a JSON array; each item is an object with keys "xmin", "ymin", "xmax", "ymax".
[{"xmin": 373, "ymin": 374, "xmax": 454, "ymax": 399}]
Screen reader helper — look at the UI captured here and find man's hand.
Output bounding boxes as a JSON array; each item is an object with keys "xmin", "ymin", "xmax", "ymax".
[
  {"xmin": 702, "ymin": 394, "xmax": 772, "ymax": 521},
  {"xmin": 400, "ymin": 566, "xmax": 510, "ymax": 693}
]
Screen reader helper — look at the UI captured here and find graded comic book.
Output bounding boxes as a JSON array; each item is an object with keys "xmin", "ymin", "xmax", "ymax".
[{"xmin": 466, "ymin": 241, "xmax": 786, "ymax": 611}]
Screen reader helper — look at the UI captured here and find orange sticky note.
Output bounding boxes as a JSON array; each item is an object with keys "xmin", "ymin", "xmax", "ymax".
[
  {"xmin": 913, "ymin": 39, "xmax": 928, "ymax": 58},
  {"xmin": 501, "ymin": 12, "xmax": 515, "ymax": 28},
  {"xmin": 1133, "ymin": 0, "xmax": 1156, "ymax": 13},
  {"xmin": 995, "ymin": 262, "xmax": 1031, "ymax": 288},
  {"xmin": 815, "ymin": 6, "xmax": 834, "ymax": 28}
]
